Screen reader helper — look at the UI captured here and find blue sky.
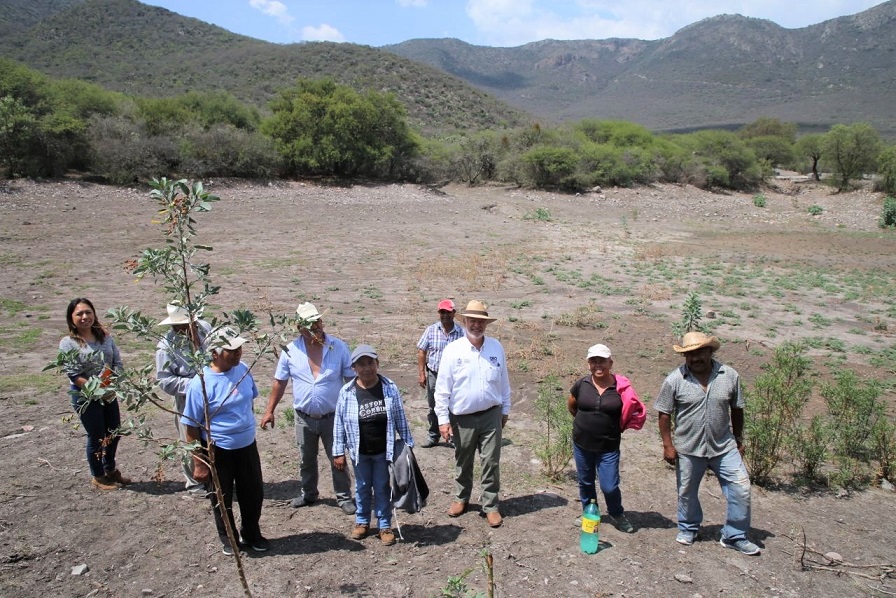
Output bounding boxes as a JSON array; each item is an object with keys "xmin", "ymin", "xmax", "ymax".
[{"xmin": 141, "ymin": 1, "xmax": 883, "ymax": 47}]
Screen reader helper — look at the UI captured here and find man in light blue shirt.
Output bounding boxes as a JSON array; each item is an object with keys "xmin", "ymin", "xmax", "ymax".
[
  {"xmin": 260, "ymin": 302, "xmax": 356, "ymax": 514},
  {"xmin": 435, "ymin": 300, "xmax": 512, "ymax": 528}
]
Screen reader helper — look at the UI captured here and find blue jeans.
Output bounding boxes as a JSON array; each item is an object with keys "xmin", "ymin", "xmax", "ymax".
[
  {"xmin": 572, "ymin": 443, "xmax": 623, "ymax": 516},
  {"xmin": 676, "ymin": 449, "xmax": 752, "ymax": 541},
  {"xmin": 352, "ymin": 452, "xmax": 391, "ymax": 529},
  {"xmin": 73, "ymin": 398, "xmax": 121, "ymax": 478}
]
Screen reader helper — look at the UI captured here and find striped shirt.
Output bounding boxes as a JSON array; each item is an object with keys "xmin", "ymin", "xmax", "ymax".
[{"xmin": 416, "ymin": 321, "xmax": 465, "ymax": 372}]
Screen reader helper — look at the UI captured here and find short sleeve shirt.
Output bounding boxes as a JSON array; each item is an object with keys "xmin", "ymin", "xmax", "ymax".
[
  {"xmin": 653, "ymin": 360, "xmax": 743, "ymax": 457},
  {"xmin": 570, "ymin": 376, "xmax": 622, "ymax": 452}
]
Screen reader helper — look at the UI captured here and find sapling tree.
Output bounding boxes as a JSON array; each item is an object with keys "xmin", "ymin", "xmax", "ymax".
[{"xmin": 47, "ymin": 178, "xmax": 290, "ymax": 597}]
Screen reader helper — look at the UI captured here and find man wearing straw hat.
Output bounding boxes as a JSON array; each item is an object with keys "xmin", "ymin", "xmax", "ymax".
[
  {"xmin": 260, "ymin": 302, "xmax": 356, "ymax": 515},
  {"xmin": 155, "ymin": 303, "xmax": 211, "ymax": 495},
  {"xmin": 435, "ymin": 300, "xmax": 512, "ymax": 528},
  {"xmin": 654, "ymin": 331, "xmax": 759, "ymax": 556}
]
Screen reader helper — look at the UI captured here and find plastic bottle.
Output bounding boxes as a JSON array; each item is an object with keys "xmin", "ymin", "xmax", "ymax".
[{"xmin": 580, "ymin": 499, "xmax": 600, "ymax": 554}]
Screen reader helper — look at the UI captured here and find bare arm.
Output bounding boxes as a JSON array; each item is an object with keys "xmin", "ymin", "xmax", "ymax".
[
  {"xmin": 417, "ymin": 349, "xmax": 427, "ymax": 388},
  {"xmin": 731, "ymin": 407, "xmax": 745, "ymax": 455},
  {"xmin": 658, "ymin": 412, "xmax": 677, "ymax": 465},
  {"xmin": 185, "ymin": 425, "xmax": 210, "ymax": 483},
  {"xmin": 260, "ymin": 379, "xmax": 288, "ymax": 429},
  {"xmin": 567, "ymin": 395, "xmax": 577, "ymax": 416}
]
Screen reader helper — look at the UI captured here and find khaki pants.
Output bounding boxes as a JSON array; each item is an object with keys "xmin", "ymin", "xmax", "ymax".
[{"xmin": 449, "ymin": 405, "xmax": 502, "ymax": 512}]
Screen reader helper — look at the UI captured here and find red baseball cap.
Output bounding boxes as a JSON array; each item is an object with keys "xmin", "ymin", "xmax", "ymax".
[{"xmin": 437, "ymin": 299, "xmax": 455, "ymax": 312}]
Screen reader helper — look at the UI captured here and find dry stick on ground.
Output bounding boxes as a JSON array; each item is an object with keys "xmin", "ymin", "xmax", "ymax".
[{"xmin": 782, "ymin": 529, "xmax": 896, "ymax": 586}]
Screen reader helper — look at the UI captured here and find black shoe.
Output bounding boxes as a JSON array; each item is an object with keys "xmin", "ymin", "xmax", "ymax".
[
  {"xmin": 290, "ymin": 496, "xmax": 316, "ymax": 508},
  {"xmin": 220, "ymin": 538, "xmax": 236, "ymax": 556},
  {"xmin": 340, "ymin": 501, "xmax": 357, "ymax": 515},
  {"xmin": 421, "ymin": 437, "xmax": 438, "ymax": 448},
  {"xmin": 248, "ymin": 536, "xmax": 270, "ymax": 552}
]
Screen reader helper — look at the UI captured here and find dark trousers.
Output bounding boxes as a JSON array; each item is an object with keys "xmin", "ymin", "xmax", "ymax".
[
  {"xmin": 206, "ymin": 441, "xmax": 264, "ymax": 543},
  {"xmin": 425, "ymin": 368, "xmax": 440, "ymax": 440},
  {"xmin": 75, "ymin": 398, "xmax": 121, "ymax": 478}
]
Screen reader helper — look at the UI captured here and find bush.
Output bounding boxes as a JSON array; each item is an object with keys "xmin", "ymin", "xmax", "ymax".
[
  {"xmin": 520, "ymin": 146, "xmax": 580, "ymax": 190},
  {"xmin": 871, "ymin": 417, "xmax": 896, "ymax": 482},
  {"xmin": 744, "ymin": 342, "xmax": 813, "ymax": 484},
  {"xmin": 671, "ymin": 291, "xmax": 705, "ymax": 338},
  {"xmin": 807, "ymin": 204, "xmax": 823, "ymax": 216},
  {"xmin": 822, "ymin": 371, "xmax": 885, "ymax": 463},
  {"xmin": 877, "ymin": 146, "xmax": 896, "ymax": 194},
  {"xmin": 753, "ymin": 194, "xmax": 767, "ymax": 208},
  {"xmin": 178, "ymin": 124, "xmax": 282, "ymax": 179},
  {"xmin": 879, "ymin": 196, "xmax": 896, "ymax": 228},
  {"xmin": 87, "ymin": 115, "xmax": 179, "ymax": 183},
  {"xmin": 533, "ymin": 374, "xmax": 573, "ymax": 480},
  {"xmin": 789, "ymin": 415, "xmax": 829, "ymax": 482}
]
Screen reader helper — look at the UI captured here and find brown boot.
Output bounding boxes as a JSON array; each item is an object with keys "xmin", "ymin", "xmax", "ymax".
[
  {"xmin": 106, "ymin": 470, "xmax": 132, "ymax": 485},
  {"xmin": 91, "ymin": 475, "xmax": 118, "ymax": 490}
]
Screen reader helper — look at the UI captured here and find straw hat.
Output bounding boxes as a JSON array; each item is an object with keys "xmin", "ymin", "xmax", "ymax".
[
  {"xmin": 158, "ymin": 304, "xmax": 194, "ymax": 326},
  {"xmin": 460, "ymin": 300, "xmax": 497, "ymax": 323},
  {"xmin": 673, "ymin": 331, "xmax": 720, "ymax": 353}
]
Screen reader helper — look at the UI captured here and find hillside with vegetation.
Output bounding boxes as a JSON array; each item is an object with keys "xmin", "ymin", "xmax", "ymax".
[
  {"xmin": 385, "ymin": 1, "xmax": 896, "ymax": 136},
  {"xmin": 0, "ymin": 0, "xmax": 528, "ymax": 136}
]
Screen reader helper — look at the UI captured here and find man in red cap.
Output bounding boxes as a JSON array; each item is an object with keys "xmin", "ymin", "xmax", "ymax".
[{"xmin": 416, "ymin": 299, "xmax": 465, "ymax": 448}]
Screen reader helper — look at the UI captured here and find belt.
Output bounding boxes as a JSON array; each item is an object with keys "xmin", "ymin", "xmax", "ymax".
[
  {"xmin": 426, "ymin": 366, "xmax": 438, "ymax": 375},
  {"xmin": 296, "ymin": 410, "xmax": 334, "ymax": 420}
]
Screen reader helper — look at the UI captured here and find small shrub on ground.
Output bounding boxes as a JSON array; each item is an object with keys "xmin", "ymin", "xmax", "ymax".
[
  {"xmin": 533, "ymin": 374, "xmax": 573, "ymax": 480},
  {"xmin": 744, "ymin": 342, "xmax": 813, "ymax": 484},
  {"xmin": 807, "ymin": 204, "xmax": 823, "ymax": 216},
  {"xmin": 871, "ymin": 417, "xmax": 896, "ymax": 483},
  {"xmin": 789, "ymin": 415, "xmax": 829, "ymax": 483},
  {"xmin": 671, "ymin": 291, "xmax": 706, "ymax": 338},
  {"xmin": 752, "ymin": 194, "xmax": 767, "ymax": 208},
  {"xmin": 879, "ymin": 196, "xmax": 896, "ymax": 228},
  {"xmin": 523, "ymin": 207, "xmax": 552, "ymax": 221}
]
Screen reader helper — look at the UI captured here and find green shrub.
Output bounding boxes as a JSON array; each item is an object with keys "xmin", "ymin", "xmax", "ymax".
[
  {"xmin": 789, "ymin": 415, "xmax": 829, "ymax": 482},
  {"xmin": 871, "ymin": 417, "xmax": 896, "ymax": 482},
  {"xmin": 752, "ymin": 194, "xmax": 767, "ymax": 208},
  {"xmin": 523, "ymin": 207, "xmax": 552, "ymax": 222},
  {"xmin": 822, "ymin": 371, "xmax": 885, "ymax": 464},
  {"xmin": 879, "ymin": 196, "xmax": 896, "ymax": 228},
  {"xmin": 807, "ymin": 204, "xmax": 823, "ymax": 216},
  {"xmin": 520, "ymin": 146, "xmax": 580, "ymax": 190},
  {"xmin": 671, "ymin": 291, "xmax": 705, "ymax": 338},
  {"xmin": 744, "ymin": 342, "xmax": 813, "ymax": 484},
  {"xmin": 534, "ymin": 374, "xmax": 573, "ymax": 480}
]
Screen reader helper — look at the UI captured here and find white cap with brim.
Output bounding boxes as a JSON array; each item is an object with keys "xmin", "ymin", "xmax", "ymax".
[
  {"xmin": 209, "ymin": 327, "xmax": 247, "ymax": 352},
  {"xmin": 586, "ymin": 344, "xmax": 612, "ymax": 359}
]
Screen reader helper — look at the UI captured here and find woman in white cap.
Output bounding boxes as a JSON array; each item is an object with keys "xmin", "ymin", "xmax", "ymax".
[
  {"xmin": 332, "ymin": 344, "xmax": 414, "ymax": 546},
  {"xmin": 567, "ymin": 343, "xmax": 646, "ymax": 533}
]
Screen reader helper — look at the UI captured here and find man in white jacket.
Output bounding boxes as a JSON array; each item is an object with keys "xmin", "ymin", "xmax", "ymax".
[{"xmin": 155, "ymin": 303, "xmax": 211, "ymax": 494}]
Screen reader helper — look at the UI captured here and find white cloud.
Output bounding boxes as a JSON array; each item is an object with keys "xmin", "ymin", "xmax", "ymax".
[
  {"xmin": 249, "ymin": 0, "xmax": 294, "ymax": 25},
  {"xmin": 301, "ymin": 24, "xmax": 346, "ymax": 43},
  {"xmin": 464, "ymin": 0, "xmax": 882, "ymax": 46},
  {"xmin": 397, "ymin": 0, "xmax": 428, "ymax": 7}
]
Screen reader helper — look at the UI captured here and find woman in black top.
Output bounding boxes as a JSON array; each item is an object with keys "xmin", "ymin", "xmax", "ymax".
[{"xmin": 568, "ymin": 343, "xmax": 644, "ymax": 534}]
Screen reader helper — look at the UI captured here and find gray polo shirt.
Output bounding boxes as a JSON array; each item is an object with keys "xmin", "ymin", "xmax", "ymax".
[{"xmin": 653, "ymin": 360, "xmax": 743, "ymax": 458}]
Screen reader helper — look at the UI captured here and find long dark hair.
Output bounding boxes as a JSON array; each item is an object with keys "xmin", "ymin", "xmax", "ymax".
[{"xmin": 65, "ymin": 297, "xmax": 107, "ymax": 345}]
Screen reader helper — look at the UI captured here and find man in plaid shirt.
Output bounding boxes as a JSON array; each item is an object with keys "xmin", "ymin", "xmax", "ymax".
[{"xmin": 416, "ymin": 299, "xmax": 465, "ymax": 448}]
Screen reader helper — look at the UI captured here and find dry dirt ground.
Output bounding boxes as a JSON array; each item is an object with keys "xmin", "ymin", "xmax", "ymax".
[{"xmin": 1, "ymin": 176, "xmax": 895, "ymax": 598}]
